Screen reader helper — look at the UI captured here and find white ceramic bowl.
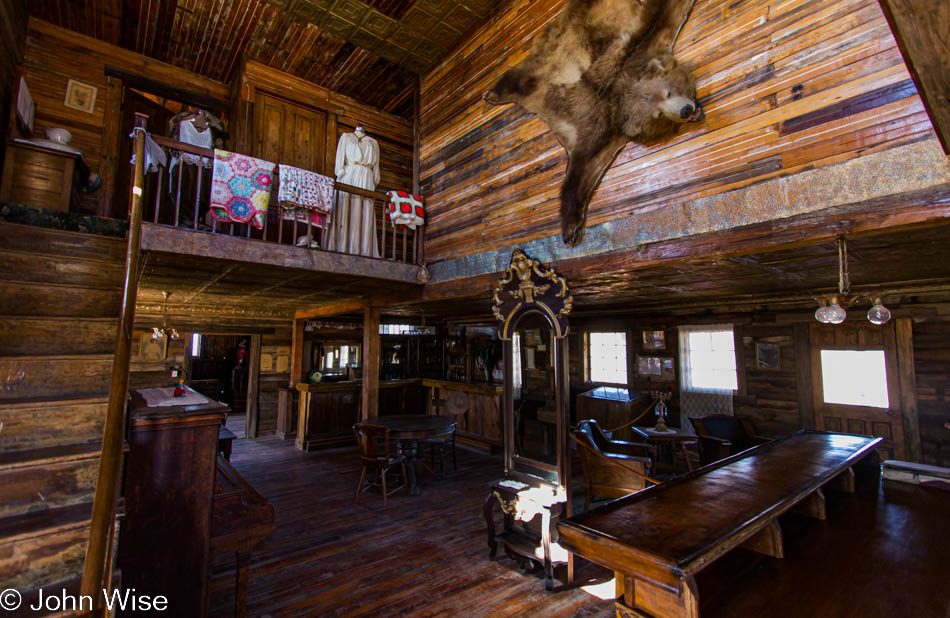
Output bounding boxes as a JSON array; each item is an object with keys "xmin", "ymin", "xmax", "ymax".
[{"xmin": 45, "ymin": 127, "xmax": 72, "ymax": 144}]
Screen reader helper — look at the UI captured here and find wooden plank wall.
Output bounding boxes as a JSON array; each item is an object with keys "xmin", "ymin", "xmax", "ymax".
[
  {"xmin": 129, "ymin": 330, "xmax": 188, "ymax": 390},
  {"xmin": 20, "ymin": 18, "xmax": 230, "ymax": 214},
  {"xmin": 911, "ymin": 320, "xmax": 950, "ymax": 467},
  {"xmin": 0, "ymin": 0, "xmax": 26, "ymax": 150},
  {"xmin": 419, "ymin": 0, "xmax": 933, "ymax": 264}
]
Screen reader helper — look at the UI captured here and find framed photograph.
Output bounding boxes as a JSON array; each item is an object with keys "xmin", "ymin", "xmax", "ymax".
[
  {"xmin": 642, "ymin": 330, "xmax": 665, "ymax": 350},
  {"xmin": 64, "ymin": 79, "xmax": 97, "ymax": 113},
  {"xmin": 139, "ymin": 333, "xmax": 167, "ymax": 361},
  {"xmin": 756, "ymin": 342, "xmax": 780, "ymax": 370},
  {"xmin": 637, "ymin": 355, "xmax": 662, "ymax": 376},
  {"xmin": 661, "ymin": 358, "xmax": 675, "ymax": 379}
]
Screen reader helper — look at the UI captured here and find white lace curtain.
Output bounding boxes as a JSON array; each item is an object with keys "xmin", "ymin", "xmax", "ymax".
[{"xmin": 678, "ymin": 324, "xmax": 736, "ymax": 433}]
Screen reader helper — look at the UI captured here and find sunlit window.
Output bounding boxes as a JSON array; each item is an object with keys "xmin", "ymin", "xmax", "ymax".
[
  {"xmin": 681, "ymin": 327, "xmax": 737, "ymax": 391},
  {"xmin": 191, "ymin": 333, "xmax": 202, "ymax": 357},
  {"xmin": 820, "ymin": 350, "xmax": 889, "ymax": 408},
  {"xmin": 589, "ymin": 332, "xmax": 627, "ymax": 384}
]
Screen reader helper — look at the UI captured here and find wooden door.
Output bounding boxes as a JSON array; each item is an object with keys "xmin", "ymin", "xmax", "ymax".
[
  {"xmin": 810, "ymin": 322, "xmax": 905, "ymax": 460},
  {"xmin": 252, "ymin": 92, "xmax": 326, "ymax": 173},
  {"xmin": 114, "ymin": 88, "xmax": 176, "ymax": 219}
]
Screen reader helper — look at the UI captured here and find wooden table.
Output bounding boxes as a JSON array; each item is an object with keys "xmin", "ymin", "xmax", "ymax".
[
  {"xmin": 631, "ymin": 426, "xmax": 698, "ymax": 472},
  {"xmin": 364, "ymin": 414, "xmax": 457, "ymax": 495},
  {"xmin": 557, "ymin": 431, "xmax": 881, "ymax": 618}
]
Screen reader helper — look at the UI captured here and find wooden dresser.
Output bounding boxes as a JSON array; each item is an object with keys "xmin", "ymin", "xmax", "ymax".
[{"xmin": 0, "ymin": 140, "xmax": 86, "ymax": 211}]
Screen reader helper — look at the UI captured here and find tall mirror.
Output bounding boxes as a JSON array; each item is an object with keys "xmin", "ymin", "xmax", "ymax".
[{"xmin": 494, "ymin": 250, "xmax": 572, "ymax": 489}]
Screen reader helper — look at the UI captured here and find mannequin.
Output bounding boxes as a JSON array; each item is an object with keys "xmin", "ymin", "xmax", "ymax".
[{"xmin": 328, "ymin": 124, "xmax": 380, "ymax": 257}]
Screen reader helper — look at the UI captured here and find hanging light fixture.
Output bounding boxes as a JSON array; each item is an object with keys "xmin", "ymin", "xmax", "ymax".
[
  {"xmin": 813, "ymin": 238, "xmax": 891, "ymax": 326},
  {"xmin": 152, "ymin": 292, "xmax": 180, "ymax": 340}
]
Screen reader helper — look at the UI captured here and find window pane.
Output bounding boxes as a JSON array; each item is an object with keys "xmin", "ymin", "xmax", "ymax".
[
  {"xmin": 820, "ymin": 350, "xmax": 889, "ymax": 408},
  {"xmin": 589, "ymin": 332, "xmax": 627, "ymax": 384},
  {"xmin": 682, "ymin": 326, "xmax": 738, "ymax": 391}
]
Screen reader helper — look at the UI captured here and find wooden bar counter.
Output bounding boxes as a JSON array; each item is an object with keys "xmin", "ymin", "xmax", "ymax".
[
  {"xmin": 557, "ymin": 431, "xmax": 881, "ymax": 618},
  {"xmin": 295, "ymin": 378, "xmax": 503, "ymax": 451}
]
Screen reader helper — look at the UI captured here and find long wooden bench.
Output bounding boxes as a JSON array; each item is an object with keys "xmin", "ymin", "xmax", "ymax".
[{"xmin": 557, "ymin": 430, "xmax": 881, "ymax": 617}]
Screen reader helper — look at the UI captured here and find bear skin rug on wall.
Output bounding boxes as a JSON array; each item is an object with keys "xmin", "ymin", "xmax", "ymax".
[{"xmin": 484, "ymin": 0, "xmax": 705, "ymax": 246}]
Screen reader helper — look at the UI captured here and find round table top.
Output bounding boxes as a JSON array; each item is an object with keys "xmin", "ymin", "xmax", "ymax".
[
  {"xmin": 633, "ymin": 426, "xmax": 697, "ymax": 441},
  {"xmin": 363, "ymin": 414, "xmax": 457, "ymax": 439}
]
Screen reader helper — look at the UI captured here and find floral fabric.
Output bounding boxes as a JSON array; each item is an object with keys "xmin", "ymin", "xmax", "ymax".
[{"xmin": 210, "ymin": 150, "xmax": 275, "ymax": 230}]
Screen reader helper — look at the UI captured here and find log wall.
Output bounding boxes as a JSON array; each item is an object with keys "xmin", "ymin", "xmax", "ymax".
[
  {"xmin": 20, "ymin": 18, "xmax": 230, "ymax": 214},
  {"xmin": 419, "ymin": 0, "xmax": 934, "ymax": 266},
  {"xmin": 571, "ymin": 308, "xmax": 950, "ymax": 467}
]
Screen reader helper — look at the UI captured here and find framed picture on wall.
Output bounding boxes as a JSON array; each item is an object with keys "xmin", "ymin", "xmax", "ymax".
[
  {"xmin": 637, "ymin": 355, "xmax": 662, "ymax": 376},
  {"xmin": 642, "ymin": 330, "xmax": 665, "ymax": 350},
  {"xmin": 64, "ymin": 79, "xmax": 97, "ymax": 113},
  {"xmin": 756, "ymin": 342, "xmax": 780, "ymax": 370},
  {"xmin": 139, "ymin": 333, "xmax": 167, "ymax": 361}
]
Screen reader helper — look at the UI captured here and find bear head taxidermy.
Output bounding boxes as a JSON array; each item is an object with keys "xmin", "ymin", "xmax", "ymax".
[{"xmin": 484, "ymin": 0, "xmax": 704, "ymax": 245}]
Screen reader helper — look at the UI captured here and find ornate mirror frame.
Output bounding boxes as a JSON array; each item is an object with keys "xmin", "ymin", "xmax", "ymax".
[{"xmin": 494, "ymin": 249, "xmax": 573, "ymax": 488}]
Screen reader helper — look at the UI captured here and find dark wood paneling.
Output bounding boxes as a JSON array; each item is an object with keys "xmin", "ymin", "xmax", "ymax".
[
  {"xmin": 911, "ymin": 319, "xmax": 950, "ymax": 467},
  {"xmin": 419, "ymin": 0, "xmax": 934, "ymax": 263},
  {"xmin": 0, "ymin": 0, "xmax": 27, "ymax": 156}
]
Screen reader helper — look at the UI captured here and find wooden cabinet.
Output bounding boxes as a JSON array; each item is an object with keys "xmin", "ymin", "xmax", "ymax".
[
  {"xmin": 0, "ymin": 141, "xmax": 86, "ymax": 212},
  {"xmin": 295, "ymin": 381, "xmax": 361, "ymax": 451},
  {"xmin": 576, "ymin": 386, "xmax": 654, "ymax": 442},
  {"xmin": 119, "ymin": 389, "xmax": 229, "ymax": 615},
  {"xmin": 253, "ymin": 93, "xmax": 327, "ymax": 174}
]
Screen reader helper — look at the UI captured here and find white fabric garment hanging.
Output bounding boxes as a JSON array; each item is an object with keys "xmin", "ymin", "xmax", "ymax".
[
  {"xmin": 326, "ymin": 131, "xmax": 380, "ymax": 258},
  {"xmin": 170, "ymin": 118, "xmax": 214, "ymax": 191}
]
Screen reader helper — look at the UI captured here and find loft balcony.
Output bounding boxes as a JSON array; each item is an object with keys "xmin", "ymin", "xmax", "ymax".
[{"xmin": 135, "ymin": 134, "xmax": 426, "ymax": 311}]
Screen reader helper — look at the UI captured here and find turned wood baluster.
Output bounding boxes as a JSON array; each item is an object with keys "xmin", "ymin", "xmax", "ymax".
[{"xmin": 193, "ymin": 163, "xmax": 202, "ymax": 231}]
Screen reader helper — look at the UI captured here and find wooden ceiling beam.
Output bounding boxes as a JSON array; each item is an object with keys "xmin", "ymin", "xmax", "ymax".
[
  {"xmin": 416, "ymin": 183, "xmax": 950, "ymax": 306},
  {"xmin": 877, "ymin": 0, "xmax": 950, "ymax": 154},
  {"xmin": 295, "ymin": 298, "xmax": 369, "ymax": 320}
]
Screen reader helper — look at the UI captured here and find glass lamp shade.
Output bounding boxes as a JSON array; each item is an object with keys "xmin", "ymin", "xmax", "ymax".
[
  {"xmin": 815, "ymin": 299, "xmax": 831, "ymax": 323},
  {"xmin": 151, "ymin": 327, "xmax": 163, "ymax": 339},
  {"xmin": 824, "ymin": 296, "xmax": 847, "ymax": 324},
  {"xmin": 168, "ymin": 329, "xmax": 181, "ymax": 340},
  {"xmin": 867, "ymin": 298, "xmax": 892, "ymax": 325}
]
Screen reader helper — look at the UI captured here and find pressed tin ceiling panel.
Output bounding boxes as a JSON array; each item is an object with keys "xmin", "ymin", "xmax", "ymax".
[{"xmin": 28, "ymin": 0, "xmax": 505, "ymax": 118}]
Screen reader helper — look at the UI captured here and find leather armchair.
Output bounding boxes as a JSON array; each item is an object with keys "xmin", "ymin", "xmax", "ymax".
[
  {"xmin": 688, "ymin": 415, "xmax": 769, "ymax": 466},
  {"xmin": 572, "ymin": 427, "xmax": 659, "ymax": 512},
  {"xmin": 576, "ymin": 418, "xmax": 656, "ymax": 463}
]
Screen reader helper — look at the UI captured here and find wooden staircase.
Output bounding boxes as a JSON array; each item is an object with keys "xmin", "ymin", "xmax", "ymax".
[{"xmin": 0, "ymin": 222, "xmax": 125, "ymax": 599}]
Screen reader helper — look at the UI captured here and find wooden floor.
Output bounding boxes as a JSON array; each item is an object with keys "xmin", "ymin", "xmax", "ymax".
[{"xmin": 209, "ymin": 434, "xmax": 950, "ymax": 617}]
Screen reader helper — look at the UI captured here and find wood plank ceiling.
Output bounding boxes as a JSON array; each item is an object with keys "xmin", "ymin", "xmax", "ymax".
[{"xmin": 27, "ymin": 0, "xmax": 504, "ymax": 118}]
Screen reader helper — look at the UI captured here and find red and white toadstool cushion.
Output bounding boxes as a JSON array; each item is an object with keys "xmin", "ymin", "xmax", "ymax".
[{"xmin": 386, "ymin": 190, "xmax": 425, "ymax": 230}]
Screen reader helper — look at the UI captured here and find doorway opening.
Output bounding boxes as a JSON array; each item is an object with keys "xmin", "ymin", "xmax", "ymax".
[{"xmin": 188, "ymin": 333, "xmax": 251, "ymax": 438}]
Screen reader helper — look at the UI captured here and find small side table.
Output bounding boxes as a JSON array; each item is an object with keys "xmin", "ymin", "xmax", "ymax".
[
  {"xmin": 631, "ymin": 427, "xmax": 698, "ymax": 472},
  {"xmin": 483, "ymin": 477, "xmax": 573, "ymax": 591}
]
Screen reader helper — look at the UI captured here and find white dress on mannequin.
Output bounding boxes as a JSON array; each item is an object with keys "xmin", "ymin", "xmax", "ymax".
[{"xmin": 329, "ymin": 129, "xmax": 380, "ymax": 257}]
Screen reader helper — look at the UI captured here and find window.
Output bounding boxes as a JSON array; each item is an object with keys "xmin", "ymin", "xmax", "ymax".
[
  {"xmin": 379, "ymin": 324, "xmax": 436, "ymax": 335},
  {"xmin": 588, "ymin": 332, "xmax": 628, "ymax": 384},
  {"xmin": 191, "ymin": 333, "xmax": 202, "ymax": 357},
  {"xmin": 679, "ymin": 326, "xmax": 737, "ymax": 391},
  {"xmin": 323, "ymin": 344, "xmax": 360, "ymax": 372},
  {"xmin": 820, "ymin": 350, "xmax": 889, "ymax": 408}
]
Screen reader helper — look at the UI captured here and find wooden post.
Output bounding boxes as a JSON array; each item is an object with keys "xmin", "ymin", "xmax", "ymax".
[
  {"xmin": 361, "ymin": 307, "xmax": 381, "ymax": 419},
  {"xmin": 793, "ymin": 323, "xmax": 815, "ymax": 429},
  {"xmin": 895, "ymin": 317, "xmax": 923, "ymax": 462},
  {"xmin": 99, "ymin": 76, "xmax": 122, "ymax": 218},
  {"xmin": 245, "ymin": 334, "xmax": 262, "ymax": 439},
  {"xmin": 289, "ymin": 318, "xmax": 305, "ymax": 388},
  {"xmin": 81, "ymin": 112, "xmax": 149, "ymax": 607}
]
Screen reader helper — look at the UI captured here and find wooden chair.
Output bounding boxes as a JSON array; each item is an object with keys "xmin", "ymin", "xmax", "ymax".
[
  {"xmin": 576, "ymin": 419, "xmax": 656, "ymax": 466},
  {"xmin": 688, "ymin": 415, "xmax": 769, "ymax": 466},
  {"xmin": 353, "ymin": 423, "xmax": 408, "ymax": 506},
  {"xmin": 423, "ymin": 389, "xmax": 466, "ymax": 475},
  {"xmin": 572, "ymin": 431, "xmax": 660, "ymax": 512}
]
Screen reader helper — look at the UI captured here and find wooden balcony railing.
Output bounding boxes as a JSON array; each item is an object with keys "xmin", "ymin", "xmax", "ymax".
[{"xmin": 144, "ymin": 133, "xmax": 424, "ymax": 265}]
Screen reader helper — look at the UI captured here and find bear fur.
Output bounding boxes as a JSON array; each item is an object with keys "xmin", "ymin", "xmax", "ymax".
[{"xmin": 484, "ymin": 0, "xmax": 704, "ymax": 245}]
